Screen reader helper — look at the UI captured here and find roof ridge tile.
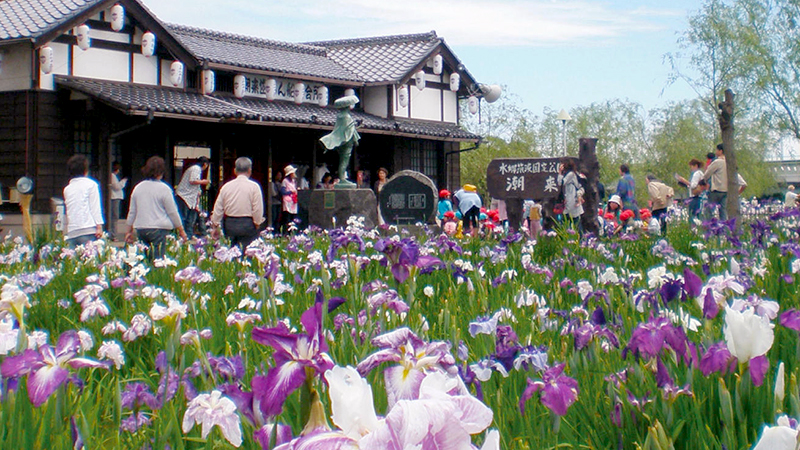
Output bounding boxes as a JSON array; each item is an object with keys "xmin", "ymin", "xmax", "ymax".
[
  {"xmin": 306, "ymin": 31, "xmax": 438, "ymax": 48},
  {"xmin": 166, "ymin": 23, "xmax": 328, "ymax": 57}
]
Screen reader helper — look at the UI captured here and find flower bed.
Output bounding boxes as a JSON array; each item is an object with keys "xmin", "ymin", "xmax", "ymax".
[{"xmin": 0, "ymin": 212, "xmax": 799, "ymax": 449}]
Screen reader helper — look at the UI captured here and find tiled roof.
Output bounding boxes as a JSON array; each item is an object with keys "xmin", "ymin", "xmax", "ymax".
[
  {"xmin": 166, "ymin": 24, "xmax": 361, "ymax": 83},
  {"xmin": 307, "ymin": 32, "xmax": 441, "ymax": 83},
  {"xmin": 56, "ymin": 76, "xmax": 480, "ymax": 141},
  {"xmin": 0, "ymin": 0, "xmax": 103, "ymax": 40}
]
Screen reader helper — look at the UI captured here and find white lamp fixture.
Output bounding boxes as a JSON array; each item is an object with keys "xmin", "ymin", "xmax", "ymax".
[
  {"xmin": 477, "ymin": 84, "xmax": 502, "ymax": 103},
  {"xmin": 292, "ymin": 82, "xmax": 305, "ymax": 104},
  {"xmin": 110, "ymin": 4, "xmax": 125, "ymax": 32},
  {"xmin": 202, "ymin": 69, "xmax": 215, "ymax": 95},
  {"xmin": 233, "ymin": 74, "xmax": 246, "ymax": 98},
  {"xmin": 39, "ymin": 46, "xmax": 54, "ymax": 74},
  {"xmin": 317, "ymin": 86, "xmax": 329, "ymax": 107},
  {"xmin": 397, "ymin": 85, "xmax": 408, "ymax": 107},
  {"xmin": 265, "ymin": 79, "xmax": 276, "ymax": 101},
  {"xmin": 557, "ymin": 109, "xmax": 572, "ymax": 155},
  {"xmin": 414, "ymin": 70, "xmax": 426, "ymax": 91},
  {"xmin": 468, "ymin": 96, "xmax": 479, "ymax": 115},
  {"xmin": 141, "ymin": 32, "xmax": 156, "ymax": 57},
  {"xmin": 76, "ymin": 24, "xmax": 91, "ymax": 51},
  {"xmin": 433, "ymin": 54, "xmax": 443, "ymax": 75},
  {"xmin": 449, "ymin": 73, "xmax": 460, "ymax": 92},
  {"xmin": 169, "ymin": 61, "xmax": 184, "ymax": 87}
]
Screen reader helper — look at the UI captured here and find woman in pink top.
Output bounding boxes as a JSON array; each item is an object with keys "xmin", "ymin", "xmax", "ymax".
[{"xmin": 280, "ymin": 165, "xmax": 298, "ymax": 233}]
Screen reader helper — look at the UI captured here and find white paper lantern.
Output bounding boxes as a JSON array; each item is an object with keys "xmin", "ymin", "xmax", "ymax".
[
  {"xmin": 292, "ymin": 82, "xmax": 305, "ymax": 104},
  {"xmin": 468, "ymin": 96, "xmax": 479, "ymax": 115},
  {"xmin": 202, "ymin": 69, "xmax": 215, "ymax": 95},
  {"xmin": 169, "ymin": 61, "xmax": 184, "ymax": 87},
  {"xmin": 233, "ymin": 74, "xmax": 246, "ymax": 99},
  {"xmin": 449, "ymin": 73, "xmax": 460, "ymax": 92},
  {"xmin": 317, "ymin": 86, "xmax": 328, "ymax": 107},
  {"xmin": 141, "ymin": 32, "xmax": 156, "ymax": 57},
  {"xmin": 414, "ymin": 70, "xmax": 425, "ymax": 91},
  {"xmin": 344, "ymin": 88, "xmax": 357, "ymax": 109},
  {"xmin": 265, "ymin": 79, "xmax": 276, "ymax": 101},
  {"xmin": 39, "ymin": 46, "xmax": 53, "ymax": 74},
  {"xmin": 110, "ymin": 5, "xmax": 125, "ymax": 32},
  {"xmin": 433, "ymin": 54, "xmax": 443, "ymax": 75},
  {"xmin": 76, "ymin": 24, "xmax": 91, "ymax": 51},
  {"xmin": 397, "ymin": 85, "xmax": 408, "ymax": 107}
]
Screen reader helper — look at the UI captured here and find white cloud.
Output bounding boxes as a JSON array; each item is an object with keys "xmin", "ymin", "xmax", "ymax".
[{"xmin": 149, "ymin": 0, "xmax": 678, "ymax": 47}]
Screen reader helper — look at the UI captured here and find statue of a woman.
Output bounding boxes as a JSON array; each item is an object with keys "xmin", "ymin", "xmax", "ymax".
[{"xmin": 319, "ymin": 95, "xmax": 360, "ymax": 189}]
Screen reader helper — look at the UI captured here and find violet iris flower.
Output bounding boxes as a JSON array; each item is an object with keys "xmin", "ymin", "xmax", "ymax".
[
  {"xmin": 780, "ymin": 309, "xmax": 800, "ymax": 333},
  {"xmin": 519, "ymin": 363, "xmax": 579, "ymax": 416},
  {"xmin": 251, "ymin": 303, "xmax": 334, "ymax": 417},
  {"xmin": 374, "ymin": 238, "xmax": 443, "ymax": 283},
  {"xmin": 0, "ymin": 330, "xmax": 108, "ymax": 407},
  {"xmin": 356, "ymin": 327, "xmax": 456, "ymax": 409},
  {"xmin": 698, "ymin": 342, "xmax": 736, "ymax": 376},
  {"xmin": 623, "ymin": 317, "xmax": 688, "ymax": 363}
]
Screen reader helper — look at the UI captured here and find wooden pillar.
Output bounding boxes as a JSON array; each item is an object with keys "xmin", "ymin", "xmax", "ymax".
[{"xmin": 578, "ymin": 138, "xmax": 600, "ymax": 235}]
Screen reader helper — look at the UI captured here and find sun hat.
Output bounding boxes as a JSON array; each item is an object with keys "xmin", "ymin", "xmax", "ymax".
[
  {"xmin": 284, "ymin": 165, "xmax": 297, "ymax": 176},
  {"xmin": 464, "ymin": 184, "xmax": 477, "ymax": 192},
  {"xmin": 608, "ymin": 195, "xmax": 621, "ymax": 206}
]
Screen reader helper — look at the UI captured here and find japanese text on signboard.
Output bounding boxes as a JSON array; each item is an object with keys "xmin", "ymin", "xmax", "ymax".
[
  {"xmin": 486, "ymin": 157, "xmax": 567, "ymax": 200},
  {"xmin": 243, "ymin": 76, "xmax": 325, "ymax": 103}
]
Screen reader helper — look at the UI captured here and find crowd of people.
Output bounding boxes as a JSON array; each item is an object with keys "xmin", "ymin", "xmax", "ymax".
[
  {"xmin": 61, "ymin": 154, "xmax": 393, "ymax": 258},
  {"xmin": 60, "ymin": 142, "xmax": 767, "ymax": 257}
]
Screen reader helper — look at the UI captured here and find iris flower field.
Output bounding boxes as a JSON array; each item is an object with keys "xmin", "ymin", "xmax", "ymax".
[{"xmin": 1, "ymin": 206, "xmax": 799, "ymax": 449}]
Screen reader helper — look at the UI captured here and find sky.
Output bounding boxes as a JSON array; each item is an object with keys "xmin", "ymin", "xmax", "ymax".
[{"xmin": 147, "ymin": 0, "xmax": 702, "ymax": 117}]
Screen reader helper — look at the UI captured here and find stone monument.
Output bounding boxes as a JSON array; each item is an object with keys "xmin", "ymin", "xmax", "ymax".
[{"xmin": 378, "ymin": 170, "xmax": 437, "ymax": 225}]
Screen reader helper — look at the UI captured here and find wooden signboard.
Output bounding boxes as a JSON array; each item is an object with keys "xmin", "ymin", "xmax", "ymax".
[{"xmin": 487, "ymin": 158, "xmax": 570, "ymax": 200}]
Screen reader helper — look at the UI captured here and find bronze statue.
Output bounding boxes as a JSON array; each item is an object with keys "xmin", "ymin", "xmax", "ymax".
[{"xmin": 319, "ymin": 96, "xmax": 361, "ymax": 189}]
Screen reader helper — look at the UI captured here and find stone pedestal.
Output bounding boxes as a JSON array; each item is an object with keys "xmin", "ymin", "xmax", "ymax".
[{"xmin": 298, "ymin": 189, "xmax": 378, "ymax": 229}]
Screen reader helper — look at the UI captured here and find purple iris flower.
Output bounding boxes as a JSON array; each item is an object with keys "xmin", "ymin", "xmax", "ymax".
[
  {"xmin": 494, "ymin": 325, "xmax": 521, "ymax": 371},
  {"xmin": 375, "ymin": 237, "xmax": 445, "ymax": 283},
  {"xmin": 356, "ymin": 327, "xmax": 456, "ymax": 409},
  {"xmin": 780, "ymin": 309, "xmax": 800, "ymax": 333},
  {"xmin": 327, "ymin": 229, "xmax": 365, "ymax": 262},
  {"xmin": 682, "ymin": 269, "xmax": 703, "ymax": 298},
  {"xmin": 659, "ymin": 279, "xmax": 683, "ymax": 304},
  {"xmin": 0, "ymin": 330, "xmax": 108, "ymax": 407},
  {"xmin": 251, "ymin": 303, "xmax": 334, "ymax": 417},
  {"xmin": 623, "ymin": 317, "xmax": 687, "ymax": 362},
  {"xmin": 519, "ymin": 363, "xmax": 579, "ymax": 416},
  {"xmin": 703, "ymin": 288, "xmax": 720, "ymax": 319},
  {"xmin": 253, "ymin": 423, "xmax": 294, "ymax": 449},
  {"xmin": 314, "ymin": 288, "xmax": 346, "ymax": 313},
  {"xmin": 698, "ymin": 342, "xmax": 735, "ymax": 376},
  {"xmin": 121, "ymin": 382, "xmax": 158, "ymax": 410}
]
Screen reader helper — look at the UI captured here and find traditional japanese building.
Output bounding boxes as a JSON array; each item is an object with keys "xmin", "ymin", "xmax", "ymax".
[{"xmin": 0, "ymin": 0, "xmax": 488, "ymax": 224}]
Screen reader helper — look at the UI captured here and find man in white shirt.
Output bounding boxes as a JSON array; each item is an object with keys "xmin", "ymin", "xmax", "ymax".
[
  {"xmin": 109, "ymin": 161, "xmax": 128, "ymax": 241},
  {"xmin": 211, "ymin": 157, "xmax": 264, "ymax": 248},
  {"xmin": 64, "ymin": 155, "xmax": 104, "ymax": 247},
  {"xmin": 175, "ymin": 156, "xmax": 210, "ymax": 236},
  {"xmin": 786, "ymin": 185, "xmax": 798, "ymax": 209}
]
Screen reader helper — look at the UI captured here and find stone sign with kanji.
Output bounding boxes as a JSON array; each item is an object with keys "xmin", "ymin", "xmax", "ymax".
[
  {"xmin": 487, "ymin": 157, "xmax": 568, "ymax": 200},
  {"xmin": 379, "ymin": 170, "xmax": 437, "ymax": 224}
]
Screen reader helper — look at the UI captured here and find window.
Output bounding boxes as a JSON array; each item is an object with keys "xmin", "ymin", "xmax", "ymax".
[{"xmin": 408, "ymin": 140, "xmax": 440, "ymax": 187}]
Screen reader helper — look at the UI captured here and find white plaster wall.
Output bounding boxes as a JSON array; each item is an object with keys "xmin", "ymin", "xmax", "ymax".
[
  {"xmin": 363, "ymin": 86, "xmax": 388, "ymax": 118},
  {"xmin": 0, "ymin": 44, "xmax": 32, "ymax": 91},
  {"xmin": 73, "ymin": 46, "xmax": 129, "ymax": 82},
  {"xmin": 133, "ymin": 54, "xmax": 158, "ymax": 85},
  {"xmin": 410, "ymin": 86, "xmax": 441, "ymax": 122},
  {"xmin": 91, "ymin": 29, "xmax": 130, "ymax": 44},
  {"xmin": 393, "ymin": 84, "xmax": 409, "ymax": 118},
  {"xmin": 442, "ymin": 89, "xmax": 457, "ymax": 124}
]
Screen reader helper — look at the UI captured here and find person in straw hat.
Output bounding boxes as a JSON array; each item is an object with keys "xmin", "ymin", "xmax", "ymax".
[{"xmin": 280, "ymin": 164, "xmax": 299, "ymax": 234}]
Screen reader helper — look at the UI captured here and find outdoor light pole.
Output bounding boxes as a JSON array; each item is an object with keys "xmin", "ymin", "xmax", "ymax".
[{"xmin": 557, "ymin": 109, "xmax": 571, "ymax": 156}]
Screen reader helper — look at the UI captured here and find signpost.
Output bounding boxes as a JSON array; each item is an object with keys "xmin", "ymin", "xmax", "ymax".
[{"xmin": 487, "ymin": 157, "xmax": 573, "ymax": 200}]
